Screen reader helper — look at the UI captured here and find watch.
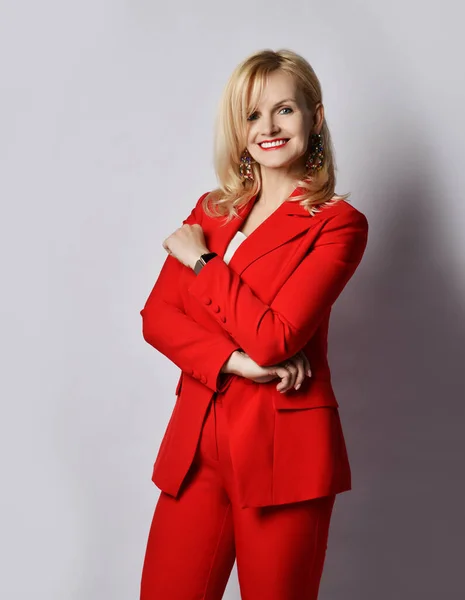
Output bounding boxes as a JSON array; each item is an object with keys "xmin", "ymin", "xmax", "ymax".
[{"xmin": 194, "ymin": 252, "xmax": 218, "ymax": 275}]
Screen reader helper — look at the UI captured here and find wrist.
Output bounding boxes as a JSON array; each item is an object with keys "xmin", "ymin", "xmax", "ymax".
[
  {"xmin": 189, "ymin": 247, "xmax": 210, "ymax": 270},
  {"xmin": 221, "ymin": 350, "xmax": 244, "ymax": 376}
]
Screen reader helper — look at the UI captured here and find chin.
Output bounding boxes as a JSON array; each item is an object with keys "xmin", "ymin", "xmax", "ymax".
[{"xmin": 262, "ymin": 157, "xmax": 298, "ymax": 170}]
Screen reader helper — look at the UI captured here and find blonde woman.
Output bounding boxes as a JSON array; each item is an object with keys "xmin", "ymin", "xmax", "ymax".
[{"xmin": 139, "ymin": 48, "xmax": 368, "ymax": 599}]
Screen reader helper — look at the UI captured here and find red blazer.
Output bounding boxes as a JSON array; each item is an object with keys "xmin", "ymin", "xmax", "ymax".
[{"xmin": 140, "ymin": 186, "xmax": 369, "ymax": 508}]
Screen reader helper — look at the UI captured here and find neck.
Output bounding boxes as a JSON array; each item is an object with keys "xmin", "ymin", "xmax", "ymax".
[{"xmin": 258, "ymin": 160, "xmax": 305, "ymax": 209}]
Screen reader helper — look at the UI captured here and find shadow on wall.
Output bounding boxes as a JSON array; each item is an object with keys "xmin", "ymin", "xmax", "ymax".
[{"xmin": 323, "ymin": 140, "xmax": 464, "ymax": 598}]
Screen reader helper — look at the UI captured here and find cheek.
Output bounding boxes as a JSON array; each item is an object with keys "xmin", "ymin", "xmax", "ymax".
[
  {"xmin": 247, "ymin": 146, "xmax": 260, "ymax": 162},
  {"xmin": 292, "ymin": 129, "xmax": 310, "ymax": 151},
  {"xmin": 246, "ymin": 129, "xmax": 260, "ymax": 156},
  {"xmin": 246, "ymin": 126, "xmax": 256, "ymax": 146},
  {"xmin": 293, "ymin": 121, "xmax": 308, "ymax": 139}
]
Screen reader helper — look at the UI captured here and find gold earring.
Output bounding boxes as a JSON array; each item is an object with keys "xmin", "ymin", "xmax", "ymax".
[
  {"xmin": 239, "ymin": 148, "xmax": 255, "ymax": 181},
  {"xmin": 305, "ymin": 133, "xmax": 325, "ymax": 174}
]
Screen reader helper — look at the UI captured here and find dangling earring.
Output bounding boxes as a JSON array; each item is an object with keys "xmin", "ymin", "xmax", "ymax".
[
  {"xmin": 305, "ymin": 133, "xmax": 325, "ymax": 174},
  {"xmin": 239, "ymin": 148, "xmax": 255, "ymax": 181}
]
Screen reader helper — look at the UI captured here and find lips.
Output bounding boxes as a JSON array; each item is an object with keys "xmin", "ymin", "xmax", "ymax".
[{"xmin": 258, "ymin": 139, "xmax": 290, "ymax": 150}]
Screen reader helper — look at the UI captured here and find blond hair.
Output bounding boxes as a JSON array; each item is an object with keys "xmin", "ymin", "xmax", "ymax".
[{"xmin": 202, "ymin": 48, "xmax": 350, "ymax": 222}]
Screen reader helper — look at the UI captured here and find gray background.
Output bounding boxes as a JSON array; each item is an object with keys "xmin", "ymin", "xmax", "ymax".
[{"xmin": 1, "ymin": 1, "xmax": 464, "ymax": 598}]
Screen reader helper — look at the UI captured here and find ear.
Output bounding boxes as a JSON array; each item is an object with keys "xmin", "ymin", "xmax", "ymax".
[{"xmin": 313, "ymin": 102, "xmax": 325, "ymax": 133}]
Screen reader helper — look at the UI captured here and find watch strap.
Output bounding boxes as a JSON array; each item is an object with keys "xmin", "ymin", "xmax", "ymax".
[{"xmin": 194, "ymin": 252, "xmax": 218, "ymax": 275}]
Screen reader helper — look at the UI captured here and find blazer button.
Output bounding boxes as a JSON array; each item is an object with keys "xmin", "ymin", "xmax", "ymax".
[
  {"xmin": 203, "ymin": 297, "xmax": 212, "ymax": 305},
  {"xmin": 192, "ymin": 369, "xmax": 198, "ymax": 378},
  {"xmin": 220, "ymin": 315, "xmax": 226, "ymax": 323},
  {"xmin": 212, "ymin": 304, "xmax": 220, "ymax": 313},
  {"xmin": 200, "ymin": 375, "xmax": 207, "ymax": 384}
]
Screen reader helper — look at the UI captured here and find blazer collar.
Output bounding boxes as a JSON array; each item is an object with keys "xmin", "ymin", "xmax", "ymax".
[{"xmin": 209, "ymin": 186, "xmax": 326, "ymax": 276}]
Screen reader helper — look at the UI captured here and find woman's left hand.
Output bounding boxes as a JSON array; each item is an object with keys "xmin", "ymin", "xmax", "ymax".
[{"xmin": 162, "ymin": 223, "xmax": 210, "ymax": 270}]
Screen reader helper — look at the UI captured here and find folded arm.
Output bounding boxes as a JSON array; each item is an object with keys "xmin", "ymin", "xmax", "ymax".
[
  {"xmin": 140, "ymin": 194, "xmax": 241, "ymax": 393},
  {"xmin": 187, "ymin": 209, "xmax": 369, "ymax": 367}
]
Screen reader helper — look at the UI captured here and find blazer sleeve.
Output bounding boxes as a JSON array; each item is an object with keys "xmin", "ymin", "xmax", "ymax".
[
  {"xmin": 140, "ymin": 194, "xmax": 241, "ymax": 393},
  {"xmin": 186, "ymin": 208, "xmax": 369, "ymax": 367}
]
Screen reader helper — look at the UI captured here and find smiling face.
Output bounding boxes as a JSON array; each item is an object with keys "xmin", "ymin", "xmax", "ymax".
[{"xmin": 246, "ymin": 70, "xmax": 315, "ymax": 175}]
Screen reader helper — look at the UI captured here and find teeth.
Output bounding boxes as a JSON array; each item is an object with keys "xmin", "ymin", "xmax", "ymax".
[{"xmin": 259, "ymin": 140, "xmax": 288, "ymax": 148}]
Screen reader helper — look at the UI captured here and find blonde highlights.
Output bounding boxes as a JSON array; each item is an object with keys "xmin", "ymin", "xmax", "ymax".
[{"xmin": 203, "ymin": 48, "xmax": 350, "ymax": 222}]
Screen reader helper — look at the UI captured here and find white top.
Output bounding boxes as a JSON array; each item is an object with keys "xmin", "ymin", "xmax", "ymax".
[{"xmin": 223, "ymin": 230, "xmax": 247, "ymax": 265}]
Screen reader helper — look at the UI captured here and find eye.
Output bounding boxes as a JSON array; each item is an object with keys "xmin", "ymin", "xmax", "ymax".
[{"xmin": 247, "ymin": 107, "xmax": 293, "ymax": 121}]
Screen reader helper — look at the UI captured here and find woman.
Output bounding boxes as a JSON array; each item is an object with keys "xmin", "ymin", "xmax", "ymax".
[{"xmin": 139, "ymin": 48, "xmax": 368, "ymax": 600}]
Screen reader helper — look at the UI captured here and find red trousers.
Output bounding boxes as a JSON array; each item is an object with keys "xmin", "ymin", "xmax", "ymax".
[{"xmin": 140, "ymin": 394, "xmax": 336, "ymax": 600}]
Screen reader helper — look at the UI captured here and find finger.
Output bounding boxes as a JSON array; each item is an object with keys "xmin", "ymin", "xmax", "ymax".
[
  {"xmin": 299, "ymin": 351, "xmax": 312, "ymax": 377},
  {"xmin": 274, "ymin": 365, "xmax": 291, "ymax": 392},
  {"xmin": 275, "ymin": 363, "xmax": 297, "ymax": 393},
  {"xmin": 293, "ymin": 357, "xmax": 306, "ymax": 390},
  {"xmin": 285, "ymin": 362, "xmax": 298, "ymax": 389}
]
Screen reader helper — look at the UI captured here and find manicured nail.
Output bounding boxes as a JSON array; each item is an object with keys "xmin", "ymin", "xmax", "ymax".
[{"xmin": 295, "ymin": 383, "xmax": 301, "ymax": 390}]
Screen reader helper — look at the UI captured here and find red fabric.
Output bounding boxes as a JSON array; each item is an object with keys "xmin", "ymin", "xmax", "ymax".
[
  {"xmin": 141, "ymin": 398, "xmax": 336, "ymax": 600},
  {"xmin": 140, "ymin": 187, "xmax": 368, "ymax": 508}
]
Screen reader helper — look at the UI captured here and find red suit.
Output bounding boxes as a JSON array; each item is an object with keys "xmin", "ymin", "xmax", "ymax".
[
  {"xmin": 139, "ymin": 187, "xmax": 368, "ymax": 598},
  {"xmin": 140, "ymin": 187, "xmax": 368, "ymax": 508}
]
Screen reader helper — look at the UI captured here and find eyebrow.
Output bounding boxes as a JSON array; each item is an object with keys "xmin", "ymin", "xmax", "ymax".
[{"xmin": 271, "ymin": 98, "xmax": 297, "ymax": 108}]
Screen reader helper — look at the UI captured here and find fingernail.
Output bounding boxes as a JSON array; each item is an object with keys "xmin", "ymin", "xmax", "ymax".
[{"xmin": 295, "ymin": 383, "xmax": 301, "ymax": 390}]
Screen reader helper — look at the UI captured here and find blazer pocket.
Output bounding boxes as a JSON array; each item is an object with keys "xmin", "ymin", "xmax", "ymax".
[
  {"xmin": 272, "ymin": 377, "xmax": 339, "ymax": 410},
  {"xmin": 175, "ymin": 372, "xmax": 183, "ymax": 396}
]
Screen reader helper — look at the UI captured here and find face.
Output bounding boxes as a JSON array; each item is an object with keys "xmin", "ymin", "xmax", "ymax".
[{"xmin": 246, "ymin": 70, "xmax": 320, "ymax": 175}]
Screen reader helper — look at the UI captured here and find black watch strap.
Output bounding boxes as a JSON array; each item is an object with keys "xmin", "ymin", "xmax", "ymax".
[{"xmin": 194, "ymin": 252, "xmax": 218, "ymax": 275}]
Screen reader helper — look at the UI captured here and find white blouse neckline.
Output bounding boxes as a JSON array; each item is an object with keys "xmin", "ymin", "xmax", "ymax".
[{"xmin": 223, "ymin": 230, "xmax": 248, "ymax": 265}]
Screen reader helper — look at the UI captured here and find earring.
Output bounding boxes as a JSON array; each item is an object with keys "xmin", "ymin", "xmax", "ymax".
[
  {"xmin": 305, "ymin": 133, "xmax": 325, "ymax": 174},
  {"xmin": 239, "ymin": 148, "xmax": 255, "ymax": 181}
]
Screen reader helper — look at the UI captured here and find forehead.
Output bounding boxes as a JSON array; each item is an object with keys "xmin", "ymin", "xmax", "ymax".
[{"xmin": 252, "ymin": 70, "xmax": 300, "ymax": 106}]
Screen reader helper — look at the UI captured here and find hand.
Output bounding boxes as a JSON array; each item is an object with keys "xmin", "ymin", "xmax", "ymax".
[
  {"xmin": 270, "ymin": 351, "xmax": 313, "ymax": 393},
  {"xmin": 230, "ymin": 350, "xmax": 312, "ymax": 393},
  {"xmin": 162, "ymin": 223, "xmax": 210, "ymax": 270}
]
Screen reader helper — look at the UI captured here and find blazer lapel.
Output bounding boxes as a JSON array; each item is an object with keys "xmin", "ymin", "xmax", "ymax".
[{"xmin": 208, "ymin": 186, "xmax": 324, "ymax": 276}]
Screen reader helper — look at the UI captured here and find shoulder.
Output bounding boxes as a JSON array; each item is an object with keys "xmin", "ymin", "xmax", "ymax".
[
  {"xmin": 187, "ymin": 191, "xmax": 214, "ymax": 221},
  {"xmin": 181, "ymin": 191, "xmax": 212, "ymax": 226},
  {"xmin": 309, "ymin": 199, "xmax": 369, "ymax": 258},
  {"xmin": 314, "ymin": 198, "xmax": 368, "ymax": 232},
  {"xmin": 183, "ymin": 189, "xmax": 234, "ymax": 227}
]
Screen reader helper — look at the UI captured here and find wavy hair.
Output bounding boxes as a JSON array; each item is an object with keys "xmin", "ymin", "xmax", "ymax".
[{"xmin": 201, "ymin": 48, "xmax": 350, "ymax": 223}]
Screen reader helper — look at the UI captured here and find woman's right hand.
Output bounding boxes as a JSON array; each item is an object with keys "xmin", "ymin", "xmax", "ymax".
[{"xmin": 229, "ymin": 350, "xmax": 312, "ymax": 393}]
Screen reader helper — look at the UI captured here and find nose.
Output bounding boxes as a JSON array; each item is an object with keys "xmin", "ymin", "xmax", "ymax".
[{"xmin": 260, "ymin": 113, "xmax": 280, "ymax": 136}]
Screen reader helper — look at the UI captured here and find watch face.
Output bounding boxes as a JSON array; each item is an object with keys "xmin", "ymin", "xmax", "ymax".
[{"xmin": 194, "ymin": 253, "xmax": 217, "ymax": 274}]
